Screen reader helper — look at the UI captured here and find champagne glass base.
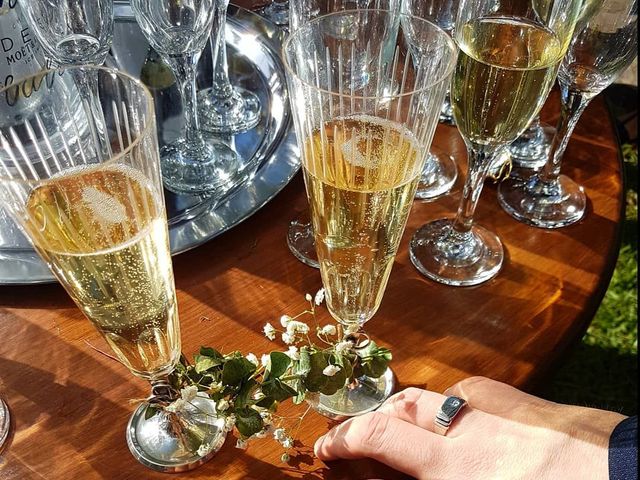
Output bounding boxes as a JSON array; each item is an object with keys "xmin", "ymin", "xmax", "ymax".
[
  {"xmin": 197, "ymin": 87, "xmax": 261, "ymax": 135},
  {"xmin": 508, "ymin": 123, "xmax": 555, "ymax": 170},
  {"xmin": 160, "ymin": 137, "xmax": 239, "ymax": 195},
  {"xmin": 415, "ymin": 149, "xmax": 457, "ymax": 200},
  {"xmin": 497, "ymin": 174, "xmax": 586, "ymax": 229},
  {"xmin": 287, "ymin": 214, "xmax": 319, "ymax": 269},
  {"xmin": 307, "ymin": 368, "xmax": 395, "ymax": 421},
  {"xmin": 410, "ymin": 219, "xmax": 503, "ymax": 286},
  {"xmin": 0, "ymin": 398, "xmax": 10, "ymax": 449},
  {"xmin": 126, "ymin": 395, "xmax": 227, "ymax": 473}
]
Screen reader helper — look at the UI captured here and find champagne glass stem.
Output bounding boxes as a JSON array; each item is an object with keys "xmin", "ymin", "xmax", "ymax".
[
  {"xmin": 538, "ymin": 85, "xmax": 593, "ymax": 184},
  {"xmin": 149, "ymin": 374, "xmax": 179, "ymax": 404},
  {"xmin": 452, "ymin": 147, "xmax": 494, "ymax": 234},
  {"xmin": 211, "ymin": 0, "xmax": 234, "ymax": 102},
  {"xmin": 165, "ymin": 53, "xmax": 202, "ymax": 143}
]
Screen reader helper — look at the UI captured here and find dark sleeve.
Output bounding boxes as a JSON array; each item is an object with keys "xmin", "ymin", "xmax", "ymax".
[{"xmin": 609, "ymin": 416, "xmax": 638, "ymax": 480}]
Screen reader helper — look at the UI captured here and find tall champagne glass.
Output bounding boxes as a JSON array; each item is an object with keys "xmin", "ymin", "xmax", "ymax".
[
  {"xmin": 410, "ymin": 0, "xmax": 582, "ymax": 286},
  {"xmin": 498, "ymin": 0, "xmax": 638, "ymax": 228},
  {"xmin": 401, "ymin": 0, "xmax": 460, "ymax": 199},
  {"xmin": 286, "ymin": 0, "xmax": 402, "ymax": 270},
  {"xmin": 132, "ymin": 0, "xmax": 238, "ymax": 195},
  {"xmin": 0, "ymin": 68, "xmax": 225, "ymax": 471},
  {"xmin": 283, "ymin": 10, "xmax": 456, "ymax": 417},
  {"xmin": 197, "ymin": 0, "xmax": 261, "ymax": 134}
]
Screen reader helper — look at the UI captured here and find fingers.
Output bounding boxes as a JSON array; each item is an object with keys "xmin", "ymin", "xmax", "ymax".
[
  {"xmin": 314, "ymin": 411, "xmax": 449, "ymax": 479},
  {"xmin": 376, "ymin": 387, "xmax": 477, "ymax": 437}
]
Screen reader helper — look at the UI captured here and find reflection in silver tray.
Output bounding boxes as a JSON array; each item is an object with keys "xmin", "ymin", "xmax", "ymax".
[{"xmin": 0, "ymin": 4, "xmax": 299, "ymax": 285}]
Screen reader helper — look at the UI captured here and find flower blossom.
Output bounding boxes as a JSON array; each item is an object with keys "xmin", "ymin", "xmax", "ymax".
[
  {"xmin": 323, "ymin": 365, "xmax": 341, "ymax": 377},
  {"xmin": 280, "ymin": 315, "xmax": 292, "ymax": 328},
  {"xmin": 286, "ymin": 320, "xmax": 309, "ymax": 335},
  {"xmin": 305, "ymin": 293, "xmax": 313, "ymax": 302},
  {"xmin": 246, "ymin": 353, "xmax": 259, "ymax": 365},
  {"xmin": 224, "ymin": 414, "xmax": 237, "ymax": 432},
  {"xmin": 314, "ymin": 288, "xmax": 325, "ymax": 305},
  {"xmin": 319, "ymin": 324, "xmax": 337, "ymax": 336},
  {"xmin": 263, "ymin": 322, "xmax": 277, "ymax": 340},
  {"xmin": 235, "ymin": 438, "xmax": 248, "ymax": 450},
  {"xmin": 285, "ymin": 346, "xmax": 300, "ymax": 360},
  {"xmin": 273, "ymin": 428, "xmax": 287, "ymax": 442},
  {"xmin": 180, "ymin": 385, "xmax": 198, "ymax": 402},
  {"xmin": 217, "ymin": 398, "xmax": 230, "ymax": 412},
  {"xmin": 335, "ymin": 340, "xmax": 354, "ymax": 355},
  {"xmin": 165, "ymin": 398, "xmax": 188, "ymax": 413},
  {"xmin": 261, "ymin": 354, "xmax": 270, "ymax": 367},
  {"xmin": 282, "ymin": 332, "xmax": 295, "ymax": 345}
]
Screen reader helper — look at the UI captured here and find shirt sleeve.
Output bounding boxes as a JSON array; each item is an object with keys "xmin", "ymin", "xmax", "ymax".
[{"xmin": 609, "ymin": 415, "xmax": 638, "ymax": 480}]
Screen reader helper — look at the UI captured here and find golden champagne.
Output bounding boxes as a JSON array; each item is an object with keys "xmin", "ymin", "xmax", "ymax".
[
  {"xmin": 24, "ymin": 164, "xmax": 179, "ymax": 379},
  {"xmin": 303, "ymin": 116, "xmax": 422, "ymax": 325},
  {"xmin": 451, "ymin": 17, "xmax": 564, "ymax": 146}
]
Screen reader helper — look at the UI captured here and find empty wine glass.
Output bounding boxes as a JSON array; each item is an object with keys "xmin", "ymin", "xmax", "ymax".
[
  {"xmin": 21, "ymin": 0, "xmax": 114, "ymax": 67},
  {"xmin": 286, "ymin": 0, "xmax": 402, "ymax": 269},
  {"xmin": 0, "ymin": 67, "xmax": 226, "ymax": 472},
  {"xmin": 402, "ymin": 0, "xmax": 459, "ymax": 200},
  {"xmin": 410, "ymin": 0, "xmax": 582, "ymax": 286},
  {"xmin": 132, "ymin": 0, "xmax": 238, "ymax": 195},
  {"xmin": 197, "ymin": 0, "xmax": 261, "ymax": 134},
  {"xmin": 498, "ymin": 0, "xmax": 638, "ymax": 228}
]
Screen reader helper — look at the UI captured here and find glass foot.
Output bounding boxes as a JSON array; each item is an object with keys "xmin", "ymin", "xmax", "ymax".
[
  {"xmin": 126, "ymin": 395, "xmax": 227, "ymax": 473},
  {"xmin": 287, "ymin": 214, "xmax": 319, "ymax": 269},
  {"xmin": 160, "ymin": 136, "xmax": 239, "ymax": 195},
  {"xmin": 497, "ymin": 174, "xmax": 586, "ymax": 229},
  {"xmin": 508, "ymin": 123, "xmax": 555, "ymax": 170},
  {"xmin": 0, "ymin": 397, "xmax": 10, "ymax": 449},
  {"xmin": 197, "ymin": 87, "xmax": 261, "ymax": 135},
  {"xmin": 410, "ymin": 219, "xmax": 503, "ymax": 286},
  {"xmin": 261, "ymin": 1, "xmax": 289, "ymax": 27},
  {"xmin": 415, "ymin": 148, "xmax": 457, "ymax": 200},
  {"xmin": 307, "ymin": 368, "xmax": 395, "ymax": 420}
]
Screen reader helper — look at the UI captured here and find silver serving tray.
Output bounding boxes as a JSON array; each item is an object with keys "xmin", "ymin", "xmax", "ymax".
[{"xmin": 0, "ymin": 4, "xmax": 299, "ymax": 285}]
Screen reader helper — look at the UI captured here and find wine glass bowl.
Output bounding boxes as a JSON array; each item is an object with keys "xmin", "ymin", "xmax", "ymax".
[
  {"xmin": 0, "ymin": 67, "xmax": 225, "ymax": 471},
  {"xmin": 22, "ymin": 0, "xmax": 114, "ymax": 66},
  {"xmin": 497, "ymin": 0, "xmax": 638, "ymax": 228},
  {"xmin": 283, "ymin": 9, "xmax": 456, "ymax": 417}
]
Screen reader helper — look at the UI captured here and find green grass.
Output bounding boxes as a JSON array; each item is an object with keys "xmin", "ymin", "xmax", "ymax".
[{"xmin": 539, "ymin": 142, "xmax": 638, "ymax": 415}]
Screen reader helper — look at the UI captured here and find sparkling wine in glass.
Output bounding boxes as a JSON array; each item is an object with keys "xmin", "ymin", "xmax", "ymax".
[
  {"xmin": 498, "ymin": 0, "xmax": 638, "ymax": 228},
  {"xmin": 285, "ymin": 0, "xmax": 402, "ymax": 270},
  {"xmin": 197, "ymin": 0, "xmax": 262, "ymax": 134},
  {"xmin": 283, "ymin": 9, "xmax": 456, "ymax": 417},
  {"xmin": 410, "ymin": 0, "xmax": 582, "ymax": 286},
  {"xmin": 132, "ymin": 0, "xmax": 239, "ymax": 195},
  {"xmin": 0, "ymin": 68, "xmax": 226, "ymax": 471}
]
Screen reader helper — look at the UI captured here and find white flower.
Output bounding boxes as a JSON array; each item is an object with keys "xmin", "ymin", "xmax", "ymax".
[
  {"xmin": 255, "ymin": 429, "xmax": 269, "ymax": 439},
  {"xmin": 286, "ymin": 320, "xmax": 309, "ymax": 335},
  {"xmin": 281, "ymin": 437, "xmax": 294, "ymax": 449},
  {"xmin": 246, "ymin": 353, "xmax": 259, "ymax": 365},
  {"xmin": 197, "ymin": 442, "xmax": 212, "ymax": 457},
  {"xmin": 261, "ymin": 354, "xmax": 270, "ymax": 367},
  {"xmin": 323, "ymin": 365, "xmax": 341, "ymax": 377},
  {"xmin": 208, "ymin": 381, "xmax": 224, "ymax": 394},
  {"xmin": 285, "ymin": 346, "xmax": 300, "ymax": 360},
  {"xmin": 314, "ymin": 288, "xmax": 325, "ymax": 305},
  {"xmin": 319, "ymin": 324, "xmax": 337, "ymax": 336},
  {"xmin": 224, "ymin": 414, "xmax": 236, "ymax": 432},
  {"xmin": 305, "ymin": 293, "xmax": 313, "ymax": 302},
  {"xmin": 180, "ymin": 385, "xmax": 198, "ymax": 402},
  {"xmin": 282, "ymin": 332, "xmax": 295, "ymax": 345},
  {"xmin": 344, "ymin": 323, "xmax": 360, "ymax": 335},
  {"xmin": 335, "ymin": 340, "xmax": 354, "ymax": 355},
  {"xmin": 280, "ymin": 315, "xmax": 292, "ymax": 328},
  {"xmin": 281, "ymin": 453, "xmax": 290, "ymax": 463},
  {"xmin": 273, "ymin": 428, "xmax": 287, "ymax": 442},
  {"xmin": 235, "ymin": 438, "xmax": 248, "ymax": 450},
  {"xmin": 165, "ymin": 398, "xmax": 188, "ymax": 413},
  {"xmin": 260, "ymin": 411, "xmax": 273, "ymax": 426},
  {"xmin": 217, "ymin": 398, "xmax": 230, "ymax": 412},
  {"xmin": 263, "ymin": 322, "xmax": 277, "ymax": 340}
]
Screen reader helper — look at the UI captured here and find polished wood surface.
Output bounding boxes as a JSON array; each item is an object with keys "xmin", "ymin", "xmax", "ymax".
[{"xmin": 0, "ymin": 19, "xmax": 624, "ymax": 480}]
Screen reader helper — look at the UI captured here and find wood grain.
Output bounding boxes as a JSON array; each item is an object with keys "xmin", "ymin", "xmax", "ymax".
[{"xmin": 0, "ymin": 18, "xmax": 624, "ymax": 480}]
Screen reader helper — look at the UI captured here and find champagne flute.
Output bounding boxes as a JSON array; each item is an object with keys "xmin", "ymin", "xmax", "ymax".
[
  {"xmin": 285, "ymin": 0, "xmax": 402, "ymax": 270},
  {"xmin": 498, "ymin": 0, "xmax": 638, "ymax": 228},
  {"xmin": 132, "ymin": 0, "xmax": 238, "ymax": 195},
  {"xmin": 0, "ymin": 68, "xmax": 225, "ymax": 471},
  {"xmin": 410, "ymin": 0, "xmax": 582, "ymax": 286},
  {"xmin": 283, "ymin": 9, "xmax": 456, "ymax": 417},
  {"xmin": 401, "ymin": 0, "xmax": 460, "ymax": 199},
  {"xmin": 197, "ymin": 0, "xmax": 262, "ymax": 134}
]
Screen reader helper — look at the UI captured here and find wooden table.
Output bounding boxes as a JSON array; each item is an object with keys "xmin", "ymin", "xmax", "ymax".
[{"xmin": 0, "ymin": 35, "xmax": 624, "ymax": 480}]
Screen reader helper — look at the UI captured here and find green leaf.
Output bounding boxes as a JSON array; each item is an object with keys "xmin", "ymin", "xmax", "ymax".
[
  {"xmin": 255, "ymin": 396, "xmax": 277, "ymax": 410},
  {"xmin": 235, "ymin": 379, "xmax": 257, "ymax": 409},
  {"xmin": 144, "ymin": 405, "xmax": 159, "ymax": 420},
  {"xmin": 292, "ymin": 348, "xmax": 311, "ymax": 404},
  {"xmin": 222, "ymin": 357, "xmax": 257, "ymax": 386},
  {"xmin": 320, "ymin": 354, "xmax": 350, "ymax": 396},
  {"xmin": 262, "ymin": 379, "xmax": 298, "ymax": 402},
  {"xmin": 235, "ymin": 407, "xmax": 264, "ymax": 438},
  {"xmin": 200, "ymin": 347, "xmax": 224, "ymax": 359},
  {"xmin": 194, "ymin": 354, "xmax": 222, "ymax": 373},
  {"xmin": 264, "ymin": 351, "xmax": 291, "ymax": 382},
  {"xmin": 304, "ymin": 351, "xmax": 330, "ymax": 392},
  {"xmin": 357, "ymin": 342, "xmax": 392, "ymax": 378}
]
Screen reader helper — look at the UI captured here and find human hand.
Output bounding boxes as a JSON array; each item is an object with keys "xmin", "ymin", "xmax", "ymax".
[{"xmin": 314, "ymin": 377, "xmax": 626, "ymax": 479}]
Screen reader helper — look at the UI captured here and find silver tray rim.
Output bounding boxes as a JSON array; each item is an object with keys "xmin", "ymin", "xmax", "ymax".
[{"xmin": 0, "ymin": 4, "xmax": 299, "ymax": 286}]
